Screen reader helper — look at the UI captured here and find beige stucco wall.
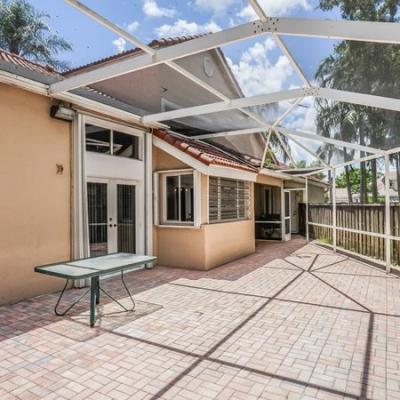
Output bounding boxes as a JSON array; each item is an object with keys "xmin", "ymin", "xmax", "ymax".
[
  {"xmin": 152, "ymin": 147, "xmax": 255, "ymax": 270},
  {"xmin": 256, "ymin": 174, "xmax": 283, "ymax": 187},
  {"xmin": 0, "ymin": 84, "xmax": 71, "ymax": 305},
  {"xmin": 284, "ymin": 180, "xmax": 326, "ymax": 203},
  {"xmin": 204, "ymin": 220, "xmax": 255, "ymax": 269}
]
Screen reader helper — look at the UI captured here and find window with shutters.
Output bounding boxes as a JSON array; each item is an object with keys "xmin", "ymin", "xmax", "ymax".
[{"xmin": 209, "ymin": 177, "xmax": 250, "ymax": 223}]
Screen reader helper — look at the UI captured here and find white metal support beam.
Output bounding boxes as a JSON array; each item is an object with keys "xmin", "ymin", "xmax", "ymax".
[
  {"xmin": 143, "ymin": 86, "xmax": 400, "ymax": 123},
  {"xmin": 318, "ymin": 87, "xmax": 400, "ymax": 113},
  {"xmin": 274, "ymin": 129, "xmax": 296, "ymax": 167},
  {"xmin": 195, "ymin": 124, "xmax": 384, "ymax": 160},
  {"xmin": 50, "ymin": 16, "xmax": 400, "ymax": 93},
  {"xmin": 384, "ymin": 154, "xmax": 391, "ymax": 273},
  {"xmin": 280, "ymin": 126, "xmax": 385, "ymax": 155},
  {"xmin": 272, "ymin": 98, "xmax": 303, "ymax": 129},
  {"xmin": 279, "ymin": 131, "xmax": 329, "ymax": 167},
  {"xmin": 261, "ymin": 129, "xmax": 272, "ymax": 167},
  {"xmin": 143, "ymin": 88, "xmax": 307, "ymax": 123},
  {"xmin": 65, "ymin": 0, "xmax": 274, "ymax": 139},
  {"xmin": 249, "ymin": 0, "xmax": 311, "ymax": 87},
  {"xmin": 332, "ymin": 167, "xmax": 337, "ymax": 252}
]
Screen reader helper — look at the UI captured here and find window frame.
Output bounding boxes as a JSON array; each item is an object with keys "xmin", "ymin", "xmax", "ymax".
[
  {"xmin": 209, "ymin": 177, "xmax": 250, "ymax": 224},
  {"xmin": 160, "ymin": 170, "xmax": 200, "ymax": 227},
  {"xmin": 84, "ymin": 116, "xmax": 143, "ymax": 160}
]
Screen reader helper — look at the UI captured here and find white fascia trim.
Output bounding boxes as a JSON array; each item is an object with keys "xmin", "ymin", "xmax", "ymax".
[
  {"xmin": 153, "ymin": 136, "xmax": 257, "ymax": 182},
  {"xmin": 143, "ymin": 88, "xmax": 306, "ymax": 123},
  {"xmin": 0, "ymin": 69, "xmax": 48, "ymax": 95}
]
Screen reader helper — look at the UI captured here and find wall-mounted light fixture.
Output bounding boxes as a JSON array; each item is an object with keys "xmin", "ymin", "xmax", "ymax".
[{"xmin": 50, "ymin": 105, "xmax": 75, "ymax": 121}]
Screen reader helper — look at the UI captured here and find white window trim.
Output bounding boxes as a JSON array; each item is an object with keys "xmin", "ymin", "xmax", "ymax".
[{"xmin": 156, "ymin": 169, "xmax": 201, "ymax": 228}]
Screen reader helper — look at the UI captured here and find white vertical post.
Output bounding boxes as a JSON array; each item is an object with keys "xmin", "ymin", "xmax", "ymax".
[
  {"xmin": 281, "ymin": 186, "xmax": 285, "ymax": 241},
  {"xmin": 305, "ymin": 177, "xmax": 309, "ymax": 242},
  {"xmin": 72, "ymin": 113, "xmax": 89, "ymax": 287},
  {"xmin": 144, "ymin": 131, "xmax": 153, "ymax": 255},
  {"xmin": 332, "ymin": 167, "xmax": 337, "ymax": 252},
  {"xmin": 384, "ymin": 154, "xmax": 391, "ymax": 273},
  {"xmin": 194, "ymin": 171, "xmax": 202, "ymax": 228}
]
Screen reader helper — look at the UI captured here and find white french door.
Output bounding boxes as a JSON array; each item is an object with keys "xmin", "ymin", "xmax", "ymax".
[{"xmin": 87, "ymin": 179, "xmax": 136, "ymax": 256}]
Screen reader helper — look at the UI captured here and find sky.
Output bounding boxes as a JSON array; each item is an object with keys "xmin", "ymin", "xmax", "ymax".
[{"xmin": 26, "ymin": 0, "xmax": 345, "ymax": 164}]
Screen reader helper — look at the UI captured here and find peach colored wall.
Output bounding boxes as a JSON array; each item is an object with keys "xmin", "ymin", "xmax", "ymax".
[
  {"xmin": 152, "ymin": 147, "xmax": 255, "ymax": 270},
  {"xmin": 256, "ymin": 174, "xmax": 283, "ymax": 187},
  {"xmin": 0, "ymin": 84, "xmax": 71, "ymax": 305},
  {"xmin": 155, "ymin": 226, "xmax": 206, "ymax": 269},
  {"xmin": 204, "ymin": 220, "xmax": 255, "ymax": 269},
  {"xmin": 153, "ymin": 146, "xmax": 188, "ymax": 171}
]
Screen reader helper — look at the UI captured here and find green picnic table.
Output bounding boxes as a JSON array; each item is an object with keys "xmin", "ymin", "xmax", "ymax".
[{"xmin": 35, "ymin": 253, "xmax": 156, "ymax": 327}]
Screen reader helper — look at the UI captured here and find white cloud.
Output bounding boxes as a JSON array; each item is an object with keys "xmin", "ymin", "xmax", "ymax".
[
  {"xmin": 284, "ymin": 96, "xmax": 317, "ymax": 131},
  {"xmin": 143, "ymin": 0, "xmax": 176, "ymax": 18},
  {"xmin": 127, "ymin": 21, "xmax": 140, "ymax": 33},
  {"xmin": 194, "ymin": 0, "xmax": 236, "ymax": 14},
  {"xmin": 237, "ymin": 0, "xmax": 311, "ymax": 21},
  {"xmin": 113, "ymin": 37, "xmax": 127, "ymax": 52},
  {"xmin": 156, "ymin": 19, "xmax": 221, "ymax": 38},
  {"xmin": 227, "ymin": 38, "xmax": 294, "ymax": 97}
]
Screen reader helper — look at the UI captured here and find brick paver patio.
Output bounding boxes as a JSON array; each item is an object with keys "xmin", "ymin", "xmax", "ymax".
[{"xmin": 1, "ymin": 238, "xmax": 400, "ymax": 400}]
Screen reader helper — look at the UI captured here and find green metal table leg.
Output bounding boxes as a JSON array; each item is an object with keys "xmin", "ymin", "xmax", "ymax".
[
  {"xmin": 90, "ymin": 277, "xmax": 97, "ymax": 327},
  {"xmin": 96, "ymin": 277, "xmax": 100, "ymax": 305}
]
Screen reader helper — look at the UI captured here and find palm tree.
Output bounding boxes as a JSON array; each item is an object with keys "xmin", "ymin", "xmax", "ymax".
[
  {"xmin": 315, "ymin": 0, "xmax": 400, "ymax": 204},
  {"xmin": 0, "ymin": 0, "xmax": 72, "ymax": 70}
]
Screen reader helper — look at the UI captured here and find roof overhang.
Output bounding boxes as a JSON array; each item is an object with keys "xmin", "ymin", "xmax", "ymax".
[{"xmin": 153, "ymin": 135, "xmax": 258, "ymax": 182}]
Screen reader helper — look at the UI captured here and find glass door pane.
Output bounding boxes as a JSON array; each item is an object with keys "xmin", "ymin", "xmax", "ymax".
[
  {"xmin": 117, "ymin": 184, "xmax": 136, "ymax": 253},
  {"xmin": 87, "ymin": 182, "xmax": 108, "ymax": 257}
]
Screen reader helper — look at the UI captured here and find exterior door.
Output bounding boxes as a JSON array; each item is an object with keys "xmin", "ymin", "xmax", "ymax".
[
  {"xmin": 87, "ymin": 180, "xmax": 136, "ymax": 256},
  {"xmin": 284, "ymin": 190, "xmax": 291, "ymax": 241}
]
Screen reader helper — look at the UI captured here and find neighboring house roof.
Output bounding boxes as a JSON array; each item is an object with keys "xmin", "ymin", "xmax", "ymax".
[
  {"xmin": 335, "ymin": 188, "xmax": 359, "ymax": 203},
  {"xmin": 153, "ymin": 130, "xmax": 258, "ymax": 173}
]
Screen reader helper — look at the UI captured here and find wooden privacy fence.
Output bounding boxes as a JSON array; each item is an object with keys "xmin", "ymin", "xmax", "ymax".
[{"xmin": 299, "ymin": 203, "xmax": 400, "ymax": 265}]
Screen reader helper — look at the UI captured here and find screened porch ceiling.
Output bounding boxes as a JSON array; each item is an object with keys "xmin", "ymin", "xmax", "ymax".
[{"xmin": 52, "ymin": 0, "xmax": 400, "ymax": 179}]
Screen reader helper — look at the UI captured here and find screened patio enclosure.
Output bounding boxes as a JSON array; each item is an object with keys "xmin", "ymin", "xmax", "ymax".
[{"xmin": 52, "ymin": 0, "xmax": 400, "ymax": 272}]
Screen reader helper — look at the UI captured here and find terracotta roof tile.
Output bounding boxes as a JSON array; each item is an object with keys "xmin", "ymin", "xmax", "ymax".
[
  {"xmin": 63, "ymin": 34, "xmax": 208, "ymax": 76},
  {"xmin": 154, "ymin": 129, "xmax": 258, "ymax": 173},
  {"xmin": 0, "ymin": 48, "xmax": 61, "ymax": 78}
]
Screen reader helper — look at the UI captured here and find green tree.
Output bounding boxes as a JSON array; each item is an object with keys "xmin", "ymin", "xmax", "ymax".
[
  {"xmin": 315, "ymin": 0, "xmax": 400, "ymax": 204},
  {"xmin": 0, "ymin": 0, "xmax": 72, "ymax": 70}
]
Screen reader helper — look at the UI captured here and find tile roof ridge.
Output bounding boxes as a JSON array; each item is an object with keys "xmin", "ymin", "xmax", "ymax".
[{"xmin": 63, "ymin": 33, "xmax": 209, "ymax": 76}]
